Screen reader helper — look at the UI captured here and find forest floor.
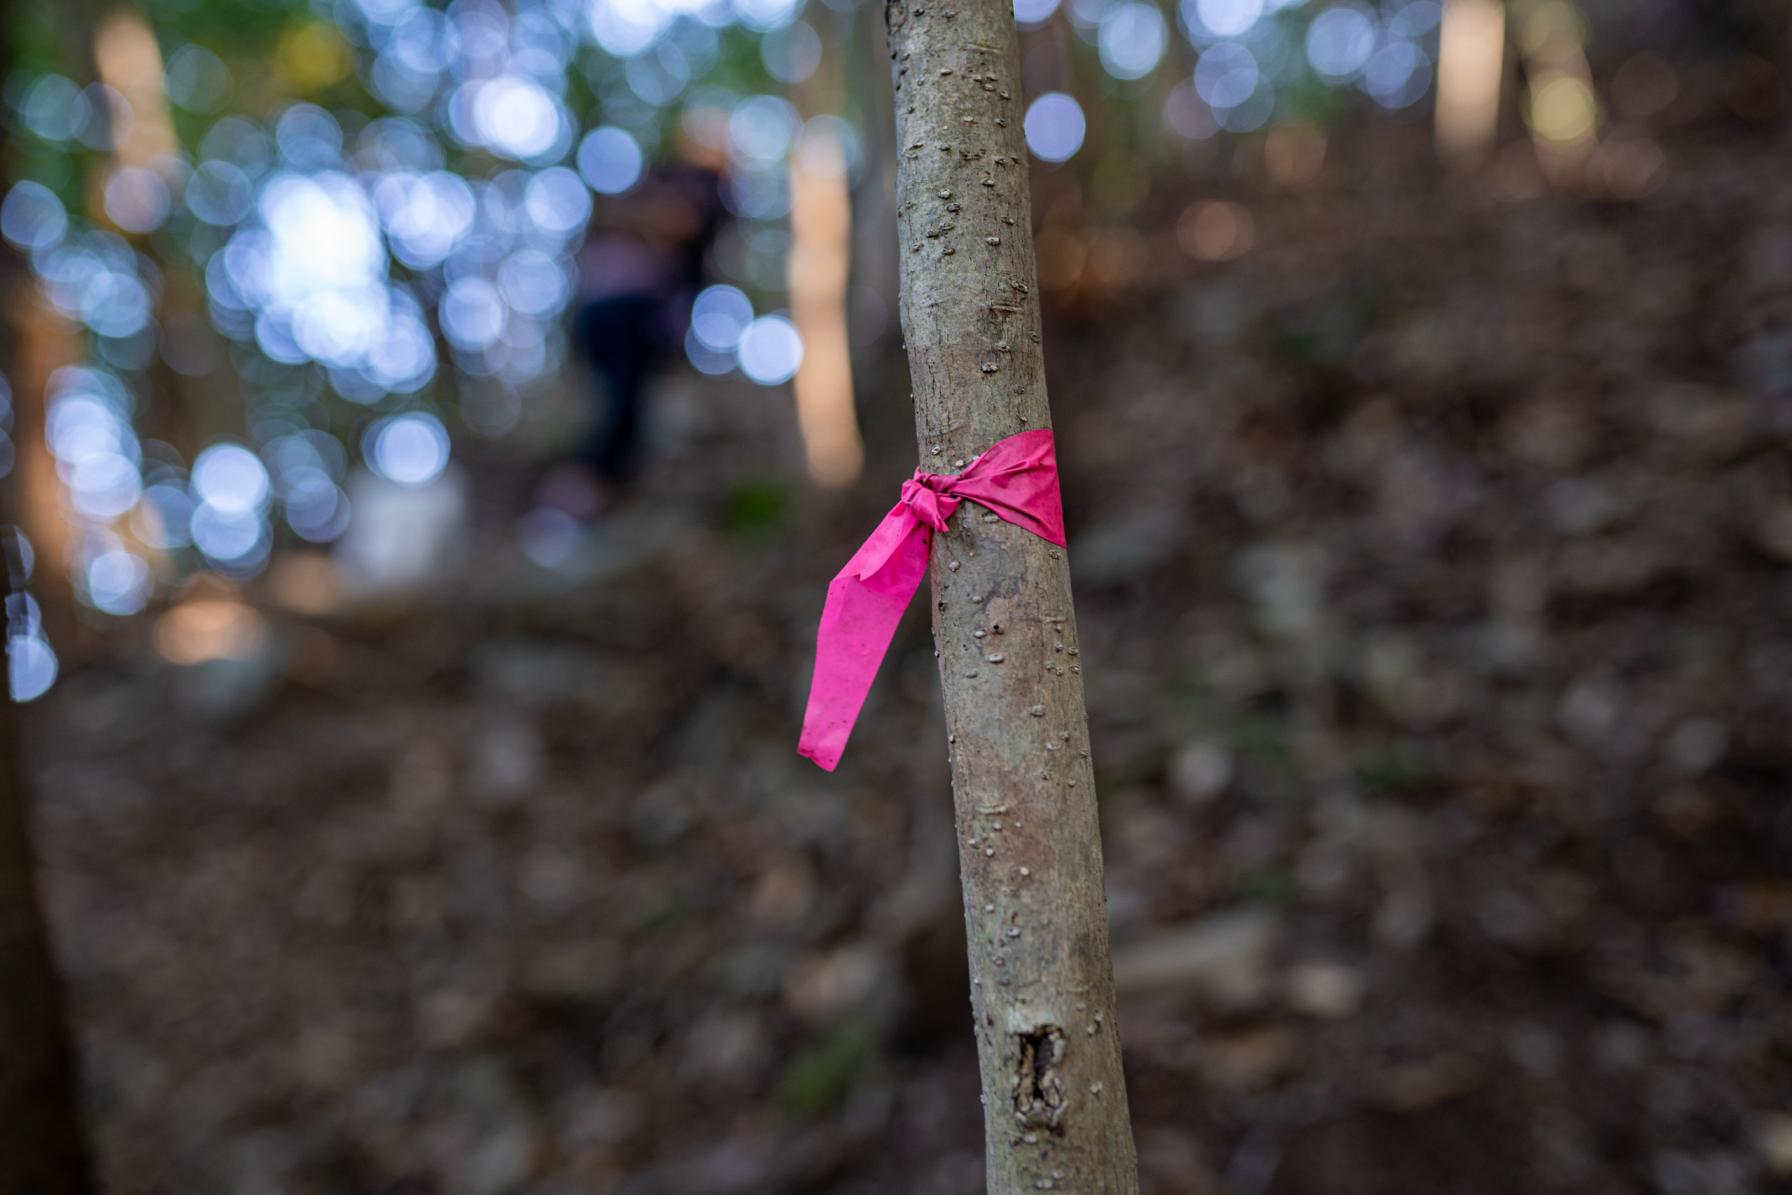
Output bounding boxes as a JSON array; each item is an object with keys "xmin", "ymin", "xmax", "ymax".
[{"xmin": 26, "ymin": 117, "xmax": 1792, "ymax": 1195}]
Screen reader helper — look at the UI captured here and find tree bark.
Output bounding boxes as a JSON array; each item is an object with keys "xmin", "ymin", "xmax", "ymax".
[{"xmin": 882, "ymin": 3, "xmax": 1139, "ymax": 1192}]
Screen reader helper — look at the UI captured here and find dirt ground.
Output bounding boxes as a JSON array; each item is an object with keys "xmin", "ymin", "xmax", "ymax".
[{"xmin": 26, "ymin": 115, "xmax": 1792, "ymax": 1194}]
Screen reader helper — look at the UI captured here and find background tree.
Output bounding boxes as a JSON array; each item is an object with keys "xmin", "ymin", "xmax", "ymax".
[
  {"xmin": 0, "ymin": 636, "xmax": 93, "ymax": 1195},
  {"xmin": 0, "ymin": 0, "xmax": 95, "ymax": 1181},
  {"xmin": 884, "ymin": 0, "xmax": 1138, "ymax": 1189}
]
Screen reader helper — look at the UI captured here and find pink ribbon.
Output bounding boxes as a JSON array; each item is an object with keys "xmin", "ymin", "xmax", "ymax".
[{"xmin": 798, "ymin": 428, "xmax": 1067, "ymax": 771}]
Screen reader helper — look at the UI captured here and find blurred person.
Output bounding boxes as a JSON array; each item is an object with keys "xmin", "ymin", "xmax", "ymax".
[{"xmin": 536, "ymin": 141, "xmax": 726, "ymax": 522}]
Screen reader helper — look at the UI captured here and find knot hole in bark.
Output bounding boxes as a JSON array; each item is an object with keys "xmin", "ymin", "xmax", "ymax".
[{"xmin": 1014, "ymin": 1025, "xmax": 1067, "ymax": 1130}]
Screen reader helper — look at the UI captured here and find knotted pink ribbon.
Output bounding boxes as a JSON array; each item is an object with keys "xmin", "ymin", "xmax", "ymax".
[{"xmin": 798, "ymin": 428, "xmax": 1067, "ymax": 771}]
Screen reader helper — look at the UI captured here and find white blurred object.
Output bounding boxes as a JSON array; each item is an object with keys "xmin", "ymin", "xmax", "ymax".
[{"xmin": 334, "ymin": 464, "xmax": 469, "ymax": 598}]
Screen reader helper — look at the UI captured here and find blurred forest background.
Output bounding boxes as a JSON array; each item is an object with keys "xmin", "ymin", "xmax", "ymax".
[{"xmin": 5, "ymin": 0, "xmax": 1792, "ymax": 1191}]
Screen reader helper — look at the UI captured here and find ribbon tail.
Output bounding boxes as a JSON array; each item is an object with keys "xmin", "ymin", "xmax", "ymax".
[{"xmin": 797, "ymin": 508, "xmax": 933, "ymax": 771}]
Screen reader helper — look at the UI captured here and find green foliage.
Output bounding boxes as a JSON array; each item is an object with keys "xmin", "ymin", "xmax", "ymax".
[
  {"xmin": 773, "ymin": 1017, "xmax": 880, "ymax": 1118},
  {"xmin": 718, "ymin": 477, "xmax": 792, "ymax": 538}
]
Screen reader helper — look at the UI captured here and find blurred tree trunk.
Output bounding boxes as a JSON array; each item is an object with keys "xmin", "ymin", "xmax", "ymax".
[
  {"xmin": 882, "ymin": 2, "xmax": 1138, "ymax": 1192},
  {"xmin": 0, "ymin": 110, "xmax": 94, "ymax": 1190},
  {"xmin": 0, "ymin": 0, "xmax": 96, "ymax": 1182},
  {"xmin": 0, "ymin": 666, "xmax": 94, "ymax": 1194},
  {"xmin": 1435, "ymin": 0, "xmax": 1505, "ymax": 164}
]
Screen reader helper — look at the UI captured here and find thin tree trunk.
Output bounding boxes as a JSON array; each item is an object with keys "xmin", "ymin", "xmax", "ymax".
[
  {"xmin": 882, "ymin": 3, "xmax": 1139, "ymax": 1191},
  {"xmin": 0, "ymin": 637, "xmax": 94, "ymax": 1195},
  {"xmin": 0, "ymin": 0, "xmax": 96, "ymax": 1172},
  {"xmin": 0, "ymin": 90, "xmax": 94, "ymax": 1183}
]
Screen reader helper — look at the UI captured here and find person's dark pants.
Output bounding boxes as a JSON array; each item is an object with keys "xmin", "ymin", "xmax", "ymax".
[{"xmin": 574, "ymin": 294, "xmax": 662, "ymax": 483}]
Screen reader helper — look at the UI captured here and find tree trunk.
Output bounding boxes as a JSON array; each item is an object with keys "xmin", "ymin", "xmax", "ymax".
[
  {"xmin": 0, "ymin": 0, "xmax": 96, "ymax": 1170},
  {"xmin": 0, "ymin": 664, "xmax": 94, "ymax": 1195},
  {"xmin": 882, "ymin": 3, "xmax": 1139, "ymax": 1191}
]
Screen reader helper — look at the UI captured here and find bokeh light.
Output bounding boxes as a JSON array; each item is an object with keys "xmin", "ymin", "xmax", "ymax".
[
  {"xmin": 441, "ymin": 277, "xmax": 507, "ymax": 351},
  {"xmin": 1307, "ymin": 4, "xmax": 1378, "ymax": 80},
  {"xmin": 2, "ymin": 181, "xmax": 69, "ymax": 250},
  {"xmin": 102, "ymin": 166, "xmax": 172, "ymax": 234},
  {"xmin": 1196, "ymin": 42, "xmax": 1262, "ymax": 111},
  {"xmin": 736, "ymin": 313, "xmax": 802, "ymax": 385},
  {"xmin": 576, "ymin": 126, "xmax": 646, "ymax": 195},
  {"xmin": 691, "ymin": 284, "xmax": 755, "ymax": 353},
  {"xmin": 7, "ymin": 633, "xmax": 58, "ymax": 702},
  {"xmin": 1194, "ymin": 0, "xmax": 1263, "ymax": 38},
  {"xmin": 190, "ymin": 501, "xmax": 270, "ymax": 569},
  {"xmin": 366, "ymin": 412, "xmax": 452, "ymax": 486},
  {"xmin": 1364, "ymin": 40, "xmax": 1433, "ymax": 108},
  {"xmin": 729, "ymin": 95, "xmax": 800, "ymax": 164},
  {"xmin": 1100, "ymin": 4, "xmax": 1170, "ymax": 81},
  {"xmin": 84, "ymin": 546, "xmax": 153, "ymax": 616},
  {"xmin": 463, "ymin": 75, "xmax": 570, "ymax": 162},
  {"xmin": 1024, "ymin": 92, "xmax": 1087, "ymax": 163},
  {"xmin": 192, "ymin": 443, "xmax": 271, "ymax": 514},
  {"xmin": 762, "ymin": 22, "xmax": 823, "ymax": 85}
]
